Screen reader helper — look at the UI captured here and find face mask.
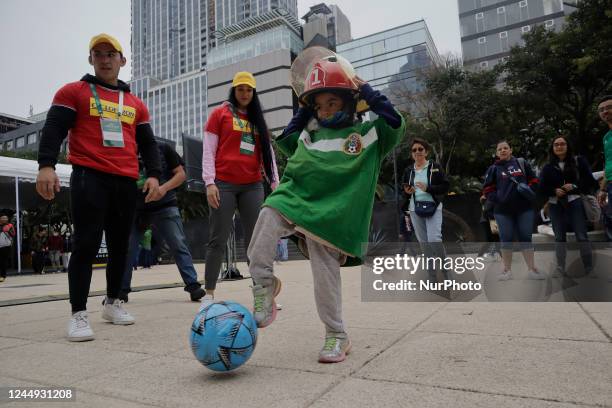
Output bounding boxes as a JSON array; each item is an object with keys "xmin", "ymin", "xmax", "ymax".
[{"xmin": 318, "ymin": 111, "xmax": 350, "ymax": 128}]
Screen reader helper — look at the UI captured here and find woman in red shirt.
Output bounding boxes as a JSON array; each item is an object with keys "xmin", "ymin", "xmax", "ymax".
[{"xmin": 202, "ymin": 71, "xmax": 278, "ymax": 300}]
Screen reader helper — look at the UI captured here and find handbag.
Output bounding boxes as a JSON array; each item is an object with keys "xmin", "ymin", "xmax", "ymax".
[
  {"xmin": 414, "ymin": 200, "xmax": 437, "ymax": 217},
  {"xmin": 581, "ymin": 194, "xmax": 601, "ymax": 223},
  {"xmin": 516, "ymin": 181, "xmax": 536, "ymax": 202},
  {"xmin": 0, "ymin": 231, "xmax": 12, "ymax": 248}
]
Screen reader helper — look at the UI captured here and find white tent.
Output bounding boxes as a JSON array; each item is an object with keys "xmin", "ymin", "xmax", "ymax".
[
  {"xmin": 0, "ymin": 156, "xmax": 72, "ymax": 185},
  {"xmin": 0, "ymin": 156, "xmax": 73, "ymax": 272}
]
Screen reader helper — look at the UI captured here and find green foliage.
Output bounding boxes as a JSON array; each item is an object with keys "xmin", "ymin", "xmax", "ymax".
[
  {"xmin": 503, "ymin": 0, "xmax": 612, "ymax": 164},
  {"xmin": 0, "ymin": 149, "xmax": 68, "ymax": 163}
]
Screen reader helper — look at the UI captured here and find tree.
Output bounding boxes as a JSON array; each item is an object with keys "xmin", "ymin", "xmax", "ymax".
[
  {"xmin": 503, "ymin": 0, "xmax": 612, "ymax": 164},
  {"xmin": 385, "ymin": 55, "xmax": 510, "ymax": 190}
]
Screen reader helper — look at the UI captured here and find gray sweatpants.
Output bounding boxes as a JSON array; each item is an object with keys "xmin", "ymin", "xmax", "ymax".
[
  {"xmin": 205, "ymin": 180, "xmax": 264, "ymax": 290},
  {"xmin": 247, "ymin": 207, "xmax": 346, "ymax": 335}
]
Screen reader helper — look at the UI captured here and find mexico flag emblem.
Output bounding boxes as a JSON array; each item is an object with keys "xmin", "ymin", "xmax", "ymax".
[{"xmin": 343, "ymin": 133, "xmax": 363, "ymax": 155}]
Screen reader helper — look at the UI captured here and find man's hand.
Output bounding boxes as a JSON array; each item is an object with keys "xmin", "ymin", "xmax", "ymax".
[
  {"xmin": 36, "ymin": 167, "xmax": 60, "ymax": 200},
  {"xmin": 555, "ymin": 188, "xmax": 567, "ymax": 198},
  {"xmin": 598, "ymin": 190, "xmax": 608, "ymax": 208},
  {"xmin": 207, "ymin": 184, "xmax": 220, "ymax": 209},
  {"xmin": 143, "ymin": 177, "xmax": 160, "ymax": 203},
  {"xmin": 148, "ymin": 184, "xmax": 168, "ymax": 202}
]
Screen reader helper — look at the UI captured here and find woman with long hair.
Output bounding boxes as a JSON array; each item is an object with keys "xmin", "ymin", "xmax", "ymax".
[
  {"xmin": 202, "ymin": 71, "xmax": 278, "ymax": 300},
  {"xmin": 539, "ymin": 135, "xmax": 598, "ymax": 277},
  {"xmin": 483, "ymin": 140, "xmax": 542, "ymax": 281}
]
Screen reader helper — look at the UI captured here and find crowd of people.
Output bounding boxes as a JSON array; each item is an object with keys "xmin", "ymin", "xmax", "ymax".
[{"xmin": 1, "ymin": 32, "xmax": 609, "ymax": 365}]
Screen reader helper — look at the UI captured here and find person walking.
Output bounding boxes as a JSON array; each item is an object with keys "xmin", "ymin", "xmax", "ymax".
[
  {"xmin": 202, "ymin": 71, "xmax": 278, "ymax": 301},
  {"xmin": 0, "ymin": 215, "xmax": 16, "ymax": 282},
  {"xmin": 121, "ymin": 142, "xmax": 205, "ymax": 302},
  {"xmin": 36, "ymin": 33, "xmax": 161, "ymax": 342},
  {"xmin": 47, "ymin": 229, "xmax": 64, "ymax": 272},
  {"xmin": 483, "ymin": 140, "xmax": 543, "ymax": 281},
  {"xmin": 402, "ymin": 138, "xmax": 450, "ymax": 284},
  {"xmin": 30, "ymin": 227, "xmax": 48, "ymax": 275}
]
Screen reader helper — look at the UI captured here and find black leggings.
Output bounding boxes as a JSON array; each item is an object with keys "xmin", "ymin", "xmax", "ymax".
[{"xmin": 68, "ymin": 166, "xmax": 137, "ymax": 313}]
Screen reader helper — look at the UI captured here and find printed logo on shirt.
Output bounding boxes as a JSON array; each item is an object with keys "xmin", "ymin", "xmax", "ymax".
[
  {"xmin": 343, "ymin": 133, "xmax": 363, "ymax": 155},
  {"xmin": 232, "ymin": 117, "xmax": 253, "ymax": 133},
  {"xmin": 89, "ymin": 98, "xmax": 137, "ymax": 124}
]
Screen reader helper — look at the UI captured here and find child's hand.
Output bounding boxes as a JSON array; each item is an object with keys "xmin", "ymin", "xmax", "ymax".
[{"xmin": 353, "ymin": 75, "xmax": 366, "ymax": 88}]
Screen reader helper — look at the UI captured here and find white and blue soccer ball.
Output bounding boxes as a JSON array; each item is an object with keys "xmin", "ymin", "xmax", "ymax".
[{"xmin": 189, "ymin": 301, "xmax": 258, "ymax": 372}]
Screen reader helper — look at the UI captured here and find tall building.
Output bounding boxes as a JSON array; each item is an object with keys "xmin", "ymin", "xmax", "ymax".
[
  {"xmin": 337, "ymin": 20, "xmax": 441, "ymax": 113},
  {"xmin": 130, "ymin": 0, "xmax": 211, "ymax": 147},
  {"xmin": 459, "ymin": 0, "xmax": 579, "ymax": 71},
  {"xmin": 130, "ymin": 0, "xmax": 299, "ymax": 145},
  {"xmin": 206, "ymin": 6, "xmax": 302, "ymax": 135},
  {"xmin": 301, "ymin": 3, "xmax": 351, "ymax": 50}
]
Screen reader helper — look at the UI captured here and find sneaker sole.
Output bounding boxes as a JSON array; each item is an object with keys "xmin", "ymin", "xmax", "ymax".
[
  {"xmin": 102, "ymin": 314, "xmax": 135, "ymax": 325},
  {"xmin": 318, "ymin": 341, "xmax": 352, "ymax": 364},
  {"xmin": 67, "ymin": 334, "xmax": 94, "ymax": 342}
]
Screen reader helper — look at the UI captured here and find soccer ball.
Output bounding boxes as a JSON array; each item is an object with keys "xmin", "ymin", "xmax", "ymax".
[{"xmin": 189, "ymin": 301, "xmax": 258, "ymax": 372}]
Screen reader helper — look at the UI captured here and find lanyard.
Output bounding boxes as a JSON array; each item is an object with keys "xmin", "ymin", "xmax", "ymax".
[
  {"xmin": 229, "ymin": 105, "xmax": 252, "ymax": 135},
  {"xmin": 89, "ymin": 83, "xmax": 124, "ymax": 120}
]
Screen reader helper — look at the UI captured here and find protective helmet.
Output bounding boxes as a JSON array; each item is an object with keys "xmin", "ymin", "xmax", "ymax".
[{"xmin": 299, "ymin": 57, "xmax": 358, "ymax": 106}]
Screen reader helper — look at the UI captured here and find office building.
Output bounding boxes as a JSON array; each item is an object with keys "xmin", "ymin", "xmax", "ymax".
[{"xmin": 459, "ymin": 0, "xmax": 580, "ymax": 71}]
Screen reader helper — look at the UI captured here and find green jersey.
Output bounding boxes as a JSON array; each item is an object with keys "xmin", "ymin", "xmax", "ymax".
[
  {"xmin": 265, "ymin": 114, "xmax": 405, "ymax": 265},
  {"xmin": 604, "ymin": 129, "xmax": 612, "ymax": 182}
]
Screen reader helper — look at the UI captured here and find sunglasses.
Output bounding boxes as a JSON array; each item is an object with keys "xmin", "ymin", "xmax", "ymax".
[{"xmin": 412, "ymin": 147, "xmax": 425, "ymax": 153}]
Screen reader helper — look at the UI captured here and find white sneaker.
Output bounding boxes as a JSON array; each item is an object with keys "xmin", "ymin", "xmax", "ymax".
[
  {"xmin": 498, "ymin": 270, "xmax": 512, "ymax": 281},
  {"xmin": 527, "ymin": 270, "xmax": 546, "ymax": 280},
  {"xmin": 198, "ymin": 294, "xmax": 215, "ymax": 313},
  {"xmin": 67, "ymin": 311, "xmax": 94, "ymax": 342},
  {"xmin": 102, "ymin": 299, "xmax": 135, "ymax": 325}
]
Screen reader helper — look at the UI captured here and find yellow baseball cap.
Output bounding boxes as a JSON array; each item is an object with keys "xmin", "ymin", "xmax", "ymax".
[
  {"xmin": 232, "ymin": 71, "xmax": 256, "ymax": 89},
  {"xmin": 89, "ymin": 33, "xmax": 123, "ymax": 53}
]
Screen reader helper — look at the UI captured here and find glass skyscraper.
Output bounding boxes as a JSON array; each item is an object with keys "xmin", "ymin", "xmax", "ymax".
[
  {"xmin": 129, "ymin": 0, "xmax": 298, "ymax": 144},
  {"xmin": 337, "ymin": 20, "xmax": 441, "ymax": 113}
]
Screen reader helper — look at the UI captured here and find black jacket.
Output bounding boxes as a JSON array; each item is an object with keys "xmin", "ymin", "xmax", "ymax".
[
  {"xmin": 539, "ymin": 155, "xmax": 599, "ymax": 198},
  {"xmin": 401, "ymin": 161, "xmax": 450, "ymax": 206}
]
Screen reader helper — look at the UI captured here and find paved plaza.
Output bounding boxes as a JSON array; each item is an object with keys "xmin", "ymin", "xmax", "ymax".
[{"xmin": 1, "ymin": 259, "xmax": 611, "ymax": 408}]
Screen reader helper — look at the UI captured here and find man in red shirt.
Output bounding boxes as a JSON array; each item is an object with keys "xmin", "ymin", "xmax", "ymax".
[{"xmin": 36, "ymin": 33, "xmax": 161, "ymax": 342}]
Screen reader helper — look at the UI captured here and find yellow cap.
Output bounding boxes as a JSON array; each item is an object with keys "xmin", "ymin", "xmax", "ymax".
[
  {"xmin": 232, "ymin": 71, "xmax": 256, "ymax": 89},
  {"xmin": 89, "ymin": 33, "xmax": 123, "ymax": 53}
]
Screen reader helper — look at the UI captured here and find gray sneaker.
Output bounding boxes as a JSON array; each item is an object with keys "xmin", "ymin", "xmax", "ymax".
[
  {"xmin": 102, "ymin": 299, "xmax": 135, "ymax": 325},
  {"xmin": 252, "ymin": 276, "xmax": 281, "ymax": 328},
  {"xmin": 318, "ymin": 335, "xmax": 352, "ymax": 363}
]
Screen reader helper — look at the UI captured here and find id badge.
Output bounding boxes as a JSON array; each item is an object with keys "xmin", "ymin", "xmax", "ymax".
[
  {"xmin": 239, "ymin": 132, "xmax": 255, "ymax": 155},
  {"xmin": 101, "ymin": 117, "xmax": 125, "ymax": 147}
]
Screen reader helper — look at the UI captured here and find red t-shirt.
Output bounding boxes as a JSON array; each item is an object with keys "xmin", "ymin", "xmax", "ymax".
[
  {"xmin": 205, "ymin": 103, "xmax": 263, "ymax": 184},
  {"xmin": 52, "ymin": 81, "xmax": 150, "ymax": 179}
]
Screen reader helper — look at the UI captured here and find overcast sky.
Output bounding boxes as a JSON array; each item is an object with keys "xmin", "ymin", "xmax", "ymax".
[{"xmin": 0, "ymin": 0, "xmax": 461, "ymax": 118}]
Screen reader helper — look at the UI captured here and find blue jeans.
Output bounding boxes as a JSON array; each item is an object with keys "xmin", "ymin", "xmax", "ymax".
[
  {"xmin": 409, "ymin": 204, "xmax": 450, "ymax": 283},
  {"xmin": 549, "ymin": 199, "xmax": 592, "ymax": 272},
  {"xmin": 494, "ymin": 209, "xmax": 534, "ymax": 250},
  {"xmin": 122, "ymin": 206, "xmax": 200, "ymax": 293}
]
